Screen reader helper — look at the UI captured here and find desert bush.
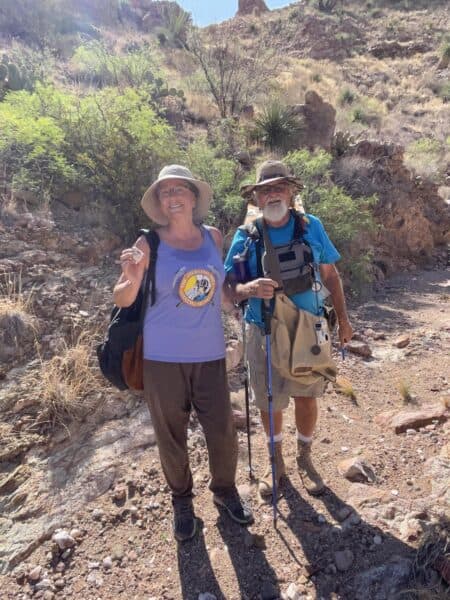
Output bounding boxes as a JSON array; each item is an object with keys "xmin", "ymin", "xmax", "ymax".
[
  {"xmin": 0, "ymin": 85, "xmax": 182, "ymax": 236},
  {"xmin": 316, "ymin": 0, "xmax": 339, "ymax": 13},
  {"xmin": 339, "ymin": 88, "xmax": 356, "ymax": 105},
  {"xmin": 187, "ymin": 29, "xmax": 280, "ymax": 118},
  {"xmin": 207, "ymin": 118, "xmax": 247, "ymax": 158},
  {"xmin": 333, "ymin": 155, "xmax": 378, "ymax": 197},
  {"xmin": 186, "ymin": 138, "xmax": 245, "ymax": 231},
  {"xmin": 404, "ymin": 137, "xmax": 444, "ymax": 182},
  {"xmin": 441, "ymin": 41, "xmax": 450, "ymax": 63},
  {"xmin": 70, "ymin": 41, "xmax": 159, "ymax": 88},
  {"xmin": 1, "ymin": 44, "xmax": 55, "ymax": 92},
  {"xmin": 285, "ymin": 149, "xmax": 377, "ymax": 288},
  {"xmin": 252, "ymin": 99, "xmax": 304, "ymax": 152},
  {"xmin": 0, "ymin": 93, "xmax": 78, "ymax": 198},
  {"xmin": 28, "ymin": 332, "xmax": 104, "ymax": 425},
  {"xmin": 285, "ymin": 148, "xmax": 332, "ymax": 189},
  {"xmin": 437, "ymin": 81, "xmax": 450, "ymax": 103}
]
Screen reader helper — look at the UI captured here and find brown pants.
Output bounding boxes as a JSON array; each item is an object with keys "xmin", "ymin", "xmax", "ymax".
[{"xmin": 143, "ymin": 358, "xmax": 238, "ymax": 498}]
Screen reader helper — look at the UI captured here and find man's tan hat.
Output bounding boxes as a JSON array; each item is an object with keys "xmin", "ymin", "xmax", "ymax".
[
  {"xmin": 240, "ymin": 160, "xmax": 303, "ymax": 198},
  {"xmin": 141, "ymin": 164, "xmax": 213, "ymax": 225}
]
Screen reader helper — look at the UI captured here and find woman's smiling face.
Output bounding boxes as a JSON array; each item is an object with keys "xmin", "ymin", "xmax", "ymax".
[{"xmin": 158, "ymin": 178, "xmax": 197, "ymax": 220}]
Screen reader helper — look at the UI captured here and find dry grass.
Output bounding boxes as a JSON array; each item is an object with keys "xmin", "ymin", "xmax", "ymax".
[
  {"xmin": 0, "ymin": 273, "xmax": 33, "ymax": 319},
  {"xmin": 398, "ymin": 517, "xmax": 450, "ymax": 599},
  {"xmin": 278, "ymin": 58, "xmax": 343, "ymax": 106},
  {"xmin": 335, "ymin": 375, "xmax": 358, "ymax": 404},
  {"xmin": 26, "ymin": 331, "xmax": 104, "ymax": 426},
  {"xmin": 183, "ymin": 88, "xmax": 220, "ymax": 121},
  {"xmin": 398, "ymin": 379, "xmax": 415, "ymax": 405}
]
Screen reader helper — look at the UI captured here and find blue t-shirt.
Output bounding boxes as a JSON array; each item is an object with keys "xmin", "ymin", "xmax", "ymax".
[{"xmin": 224, "ymin": 213, "xmax": 340, "ymax": 327}]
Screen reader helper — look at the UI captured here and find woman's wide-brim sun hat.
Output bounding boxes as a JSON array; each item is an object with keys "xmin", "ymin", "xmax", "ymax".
[
  {"xmin": 141, "ymin": 165, "xmax": 213, "ymax": 225},
  {"xmin": 240, "ymin": 159, "xmax": 303, "ymax": 199}
]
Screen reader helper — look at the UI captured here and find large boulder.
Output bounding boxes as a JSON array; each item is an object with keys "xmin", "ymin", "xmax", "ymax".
[
  {"xmin": 291, "ymin": 90, "xmax": 336, "ymax": 151},
  {"xmin": 236, "ymin": 0, "xmax": 269, "ymax": 17},
  {"xmin": 334, "ymin": 140, "xmax": 450, "ymax": 275},
  {"xmin": 0, "ymin": 311, "xmax": 36, "ymax": 365}
]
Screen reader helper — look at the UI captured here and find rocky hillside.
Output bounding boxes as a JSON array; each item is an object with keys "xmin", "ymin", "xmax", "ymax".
[{"xmin": 0, "ymin": 203, "xmax": 449, "ymax": 597}]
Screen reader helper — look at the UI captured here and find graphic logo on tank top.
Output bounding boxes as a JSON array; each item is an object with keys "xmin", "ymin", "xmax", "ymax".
[{"xmin": 178, "ymin": 269, "xmax": 216, "ymax": 307}]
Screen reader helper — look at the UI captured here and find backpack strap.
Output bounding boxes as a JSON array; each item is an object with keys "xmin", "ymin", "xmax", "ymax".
[
  {"xmin": 239, "ymin": 220, "xmax": 264, "ymax": 277},
  {"xmin": 138, "ymin": 229, "xmax": 160, "ymax": 324}
]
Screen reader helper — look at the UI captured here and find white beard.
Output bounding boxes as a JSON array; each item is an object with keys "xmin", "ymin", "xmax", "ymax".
[{"xmin": 263, "ymin": 201, "xmax": 289, "ymax": 223}]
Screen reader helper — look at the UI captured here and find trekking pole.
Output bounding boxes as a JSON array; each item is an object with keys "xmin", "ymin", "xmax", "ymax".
[
  {"xmin": 263, "ymin": 299, "xmax": 277, "ymax": 527},
  {"xmin": 241, "ymin": 302, "xmax": 255, "ymax": 481}
]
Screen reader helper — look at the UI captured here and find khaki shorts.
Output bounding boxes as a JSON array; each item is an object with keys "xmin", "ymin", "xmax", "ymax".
[{"xmin": 246, "ymin": 323, "xmax": 326, "ymax": 412}]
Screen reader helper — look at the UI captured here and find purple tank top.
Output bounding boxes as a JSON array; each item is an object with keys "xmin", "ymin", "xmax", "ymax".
[{"xmin": 143, "ymin": 227, "xmax": 226, "ymax": 362}]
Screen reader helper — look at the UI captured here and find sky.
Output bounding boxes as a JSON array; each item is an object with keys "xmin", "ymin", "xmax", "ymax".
[{"xmin": 177, "ymin": 1, "xmax": 294, "ymax": 26}]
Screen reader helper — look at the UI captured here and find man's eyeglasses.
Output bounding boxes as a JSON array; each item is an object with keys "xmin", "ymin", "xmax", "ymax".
[
  {"xmin": 256, "ymin": 184, "xmax": 290, "ymax": 196},
  {"xmin": 159, "ymin": 186, "xmax": 191, "ymax": 199}
]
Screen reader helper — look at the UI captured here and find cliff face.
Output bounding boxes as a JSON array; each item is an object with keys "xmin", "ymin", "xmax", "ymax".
[
  {"xmin": 334, "ymin": 141, "xmax": 450, "ymax": 277},
  {"xmin": 236, "ymin": 0, "xmax": 269, "ymax": 17}
]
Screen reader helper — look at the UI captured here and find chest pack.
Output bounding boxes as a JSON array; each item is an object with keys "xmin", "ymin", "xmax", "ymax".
[{"xmin": 239, "ymin": 209, "xmax": 315, "ymax": 296}]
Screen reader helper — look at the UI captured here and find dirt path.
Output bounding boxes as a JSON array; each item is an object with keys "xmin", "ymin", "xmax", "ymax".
[{"xmin": 2, "ymin": 269, "xmax": 449, "ymax": 599}]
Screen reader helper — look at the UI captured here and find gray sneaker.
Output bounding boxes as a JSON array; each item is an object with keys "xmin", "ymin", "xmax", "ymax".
[
  {"xmin": 172, "ymin": 497, "xmax": 197, "ymax": 542},
  {"xmin": 213, "ymin": 490, "xmax": 254, "ymax": 525}
]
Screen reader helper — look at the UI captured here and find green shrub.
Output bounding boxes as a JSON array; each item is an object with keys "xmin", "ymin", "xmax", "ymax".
[
  {"xmin": 285, "ymin": 149, "xmax": 332, "ymax": 188},
  {"xmin": 437, "ymin": 81, "xmax": 450, "ymax": 103},
  {"xmin": 1, "ymin": 45, "xmax": 54, "ymax": 95},
  {"xmin": 0, "ymin": 86, "xmax": 182, "ymax": 236},
  {"xmin": 0, "ymin": 99, "xmax": 77, "ymax": 198},
  {"xmin": 404, "ymin": 137, "xmax": 443, "ymax": 182},
  {"xmin": 252, "ymin": 100, "xmax": 304, "ymax": 152},
  {"xmin": 186, "ymin": 138, "xmax": 245, "ymax": 231},
  {"xmin": 442, "ymin": 42, "xmax": 450, "ymax": 61},
  {"xmin": 352, "ymin": 107, "xmax": 370, "ymax": 124},
  {"xmin": 70, "ymin": 42, "xmax": 160, "ymax": 89},
  {"xmin": 339, "ymin": 88, "xmax": 356, "ymax": 105},
  {"xmin": 285, "ymin": 149, "xmax": 377, "ymax": 289}
]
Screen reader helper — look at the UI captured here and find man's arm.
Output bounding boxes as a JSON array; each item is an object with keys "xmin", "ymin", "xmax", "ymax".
[
  {"xmin": 224, "ymin": 273, "xmax": 277, "ymax": 304},
  {"xmin": 319, "ymin": 263, "xmax": 353, "ymax": 345}
]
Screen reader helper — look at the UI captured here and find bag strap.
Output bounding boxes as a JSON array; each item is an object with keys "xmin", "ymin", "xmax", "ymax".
[
  {"xmin": 139, "ymin": 229, "xmax": 160, "ymax": 324},
  {"xmin": 258, "ymin": 218, "xmax": 284, "ymax": 288}
]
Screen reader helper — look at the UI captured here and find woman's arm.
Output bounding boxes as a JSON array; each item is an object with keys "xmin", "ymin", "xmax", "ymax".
[{"xmin": 113, "ymin": 235, "xmax": 150, "ymax": 307}]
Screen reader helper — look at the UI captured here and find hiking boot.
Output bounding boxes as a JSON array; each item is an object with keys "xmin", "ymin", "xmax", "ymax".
[
  {"xmin": 296, "ymin": 440, "xmax": 325, "ymax": 496},
  {"xmin": 172, "ymin": 497, "xmax": 197, "ymax": 542},
  {"xmin": 258, "ymin": 441, "xmax": 285, "ymax": 498},
  {"xmin": 213, "ymin": 489, "xmax": 254, "ymax": 525}
]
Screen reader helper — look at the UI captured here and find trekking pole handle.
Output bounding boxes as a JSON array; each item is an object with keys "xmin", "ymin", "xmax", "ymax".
[{"xmin": 263, "ymin": 299, "xmax": 272, "ymax": 336}]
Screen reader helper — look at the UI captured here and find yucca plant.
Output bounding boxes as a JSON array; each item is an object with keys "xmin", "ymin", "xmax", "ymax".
[
  {"xmin": 157, "ymin": 4, "xmax": 192, "ymax": 49},
  {"xmin": 252, "ymin": 99, "xmax": 304, "ymax": 152}
]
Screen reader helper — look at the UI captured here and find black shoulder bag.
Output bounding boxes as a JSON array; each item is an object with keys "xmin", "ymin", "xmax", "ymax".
[{"xmin": 96, "ymin": 229, "xmax": 160, "ymax": 391}]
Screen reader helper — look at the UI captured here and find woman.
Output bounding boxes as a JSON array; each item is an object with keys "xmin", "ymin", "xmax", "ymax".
[{"xmin": 113, "ymin": 165, "xmax": 253, "ymax": 542}]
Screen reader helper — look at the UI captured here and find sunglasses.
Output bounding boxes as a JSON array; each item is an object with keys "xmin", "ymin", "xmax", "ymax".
[
  {"xmin": 256, "ymin": 184, "xmax": 290, "ymax": 196},
  {"xmin": 159, "ymin": 185, "xmax": 192, "ymax": 199}
]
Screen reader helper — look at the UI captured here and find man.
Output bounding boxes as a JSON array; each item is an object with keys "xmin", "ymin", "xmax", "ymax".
[{"xmin": 224, "ymin": 160, "xmax": 353, "ymax": 497}]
